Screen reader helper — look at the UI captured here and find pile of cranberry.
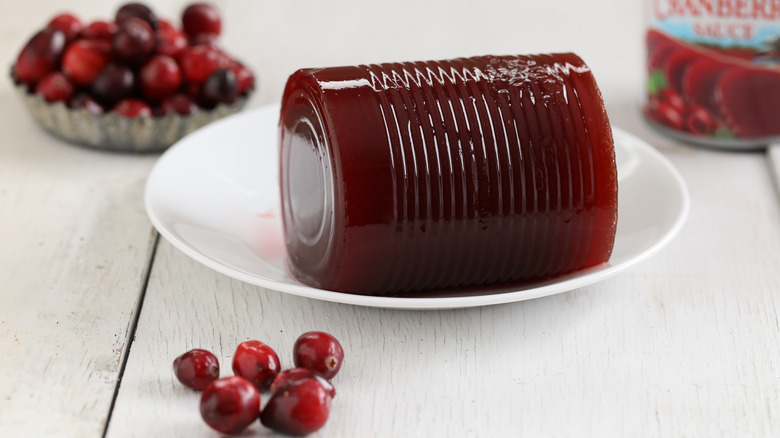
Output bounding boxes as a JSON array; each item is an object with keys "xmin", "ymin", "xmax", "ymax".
[
  {"xmin": 173, "ymin": 331, "xmax": 344, "ymax": 436},
  {"xmin": 12, "ymin": 2, "xmax": 254, "ymax": 118}
]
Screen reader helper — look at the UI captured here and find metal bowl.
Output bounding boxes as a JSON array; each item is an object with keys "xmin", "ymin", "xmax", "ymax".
[{"xmin": 13, "ymin": 80, "xmax": 251, "ymax": 153}]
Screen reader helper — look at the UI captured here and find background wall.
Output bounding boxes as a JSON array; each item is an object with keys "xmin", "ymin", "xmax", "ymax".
[{"xmin": 3, "ymin": 0, "xmax": 647, "ymax": 134}]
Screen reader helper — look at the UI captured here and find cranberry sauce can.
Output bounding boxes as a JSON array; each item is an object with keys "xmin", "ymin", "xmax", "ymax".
[
  {"xmin": 644, "ymin": 0, "xmax": 780, "ymax": 148},
  {"xmin": 279, "ymin": 54, "xmax": 618, "ymax": 295}
]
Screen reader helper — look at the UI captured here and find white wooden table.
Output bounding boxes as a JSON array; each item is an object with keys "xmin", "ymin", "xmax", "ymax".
[{"xmin": 3, "ymin": 1, "xmax": 780, "ymax": 436}]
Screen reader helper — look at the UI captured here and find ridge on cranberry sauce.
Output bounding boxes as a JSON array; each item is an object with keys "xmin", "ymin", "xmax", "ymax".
[
  {"xmin": 644, "ymin": 0, "xmax": 780, "ymax": 146},
  {"xmin": 279, "ymin": 53, "xmax": 618, "ymax": 296}
]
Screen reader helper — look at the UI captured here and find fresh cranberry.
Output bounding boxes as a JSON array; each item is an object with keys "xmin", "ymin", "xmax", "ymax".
[
  {"xmin": 293, "ymin": 331, "xmax": 344, "ymax": 380},
  {"xmin": 229, "ymin": 62, "xmax": 255, "ymax": 95},
  {"xmin": 183, "ymin": 79, "xmax": 205, "ymax": 103},
  {"xmin": 232, "ymin": 340, "xmax": 281, "ymax": 391},
  {"xmin": 173, "ymin": 349, "xmax": 220, "ymax": 390},
  {"xmin": 14, "ymin": 27, "xmax": 66, "ymax": 86},
  {"xmin": 112, "ymin": 17, "xmax": 155, "ymax": 65},
  {"xmin": 47, "ymin": 13, "xmax": 82, "ymax": 43},
  {"xmin": 91, "ymin": 64, "xmax": 135, "ymax": 106},
  {"xmin": 260, "ymin": 377, "xmax": 332, "ymax": 436},
  {"xmin": 158, "ymin": 94, "xmax": 198, "ymax": 116},
  {"xmin": 200, "ymin": 376, "xmax": 260, "ymax": 435},
  {"xmin": 155, "ymin": 28, "xmax": 187, "ymax": 57},
  {"xmin": 61, "ymin": 39, "xmax": 112, "ymax": 86},
  {"xmin": 34, "ymin": 72, "xmax": 74, "ymax": 103},
  {"xmin": 182, "ymin": 3, "xmax": 222, "ymax": 39},
  {"xmin": 81, "ymin": 20, "xmax": 118, "ymax": 40},
  {"xmin": 157, "ymin": 19, "xmax": 175, "ymax": 33},
  {"xmin": 69, "ymin": 93, "xmax": 105, "ymax": 116},
  {"xmin": 215, "ymin": 49, "xmax": 233, "ymax": 67},
  {"xmin": 139, "ymin": 55, "xmax": 182, "ymax": 101},
  {"xmin": 200, "ymin": 68, "xmax": 238, "ymax": 107},
  {"xmin": 113, "ymin": 98, "xmax": 153, "ymax": 118},
  {"xmin": 115, "ymin": 2, "xmax": 158, "ymax": 29},
  {"xmin": 188, "ymin": 32, "xmax": 220, "ymax": 48},
  {"xmin": 686, "ymin": 105, "xmax": 716, "ymax": 135},
  {"xmin": 178, "ymin": 45, "xmax": 225, "ymax": 84},
  {"xmin": 270, "ymin": 367, "xmax": 336, "ymax": 398}
]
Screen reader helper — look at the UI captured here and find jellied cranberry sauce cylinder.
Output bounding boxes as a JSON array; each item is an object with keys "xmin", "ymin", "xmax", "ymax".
[{"xmin": 279, "ymin": 53, "xmax": 618, "ymax": 296}]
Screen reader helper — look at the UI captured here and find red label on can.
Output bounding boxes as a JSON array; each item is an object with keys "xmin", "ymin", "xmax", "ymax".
[{"xmin": 644, "ymin": 0, "xmax": 780, "ymax": 146}]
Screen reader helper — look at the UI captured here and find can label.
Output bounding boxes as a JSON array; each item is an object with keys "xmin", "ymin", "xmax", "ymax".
[{"xmin": 644, "ymin": 0, "xmax": 780, "ymax": 146}]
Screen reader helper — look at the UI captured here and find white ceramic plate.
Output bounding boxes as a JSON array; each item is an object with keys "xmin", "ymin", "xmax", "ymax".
[{"xmin": 145, "ymin": 104, "xmax": 690, "ymax": 309}]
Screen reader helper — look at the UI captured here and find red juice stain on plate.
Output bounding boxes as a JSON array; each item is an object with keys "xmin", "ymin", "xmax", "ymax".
[
  {"xmin": 644, "ymin": 0, "xmax": 780, "ymax": 147},
  {"xmin": 254, "ymin": 211, "xmax": 286, "ymax": 259},
  {"xmin": 278, "ymin": 53, "xmax": 618, "ymax": 296}
]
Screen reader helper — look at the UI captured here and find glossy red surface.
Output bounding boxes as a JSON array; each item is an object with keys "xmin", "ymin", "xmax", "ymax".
[
  {"xmin": 279, "ymin": 53, "xmax": 618, "ymax": 295},
  {"xmin": 199, "ymin": 376, "xmax": 260, "ymax": 435},
  {"xmin": 231, "ymin": 340, "xmax": 281, "ymax": 391}
]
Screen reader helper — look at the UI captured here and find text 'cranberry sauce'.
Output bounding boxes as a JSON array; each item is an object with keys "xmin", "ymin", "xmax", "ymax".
[{"xmin": 279, "ymin": 53, "xmax": 618, "ymax": 296}]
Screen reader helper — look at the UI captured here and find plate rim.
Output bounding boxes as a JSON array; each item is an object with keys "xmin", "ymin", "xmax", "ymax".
[{"xmin": 144, "ymin": 104, "xmax": 690, "ymax": 310}]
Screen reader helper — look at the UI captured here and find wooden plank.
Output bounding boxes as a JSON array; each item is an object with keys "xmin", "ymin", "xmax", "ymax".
[
  {"xmin": 0, "ymin": 92, "xmax": 158, "ymax": 435},
  {"xmin": 0, "ymin": 2, "xmax": 199, "ymax": 434},
  {"xmin": 107, "ymin": 141, "xmax": 780, "ymax": 436}
]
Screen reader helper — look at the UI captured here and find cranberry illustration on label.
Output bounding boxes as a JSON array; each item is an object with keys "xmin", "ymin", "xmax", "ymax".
[{"xmin": 643, "ymin": 2, "xmax": 780, "ymax": 143}]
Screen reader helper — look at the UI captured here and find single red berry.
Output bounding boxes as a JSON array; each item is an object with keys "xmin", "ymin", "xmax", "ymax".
[
  {"xmin": 155, "ymin": 27, "xmax": 187, "ymax": 57},
  {"xmin": 61, "ymin": 39, "xmax": 112, "ymax": 86},
  {"xmin": 157, "ymin": 19, "xmax": 176, "ymax": 33},
  {"xmin": 158, "ymin": 94, "xmax": 198, "ymax": 116},
  {"xmin": 232, "ymin": 340, "xmax": 281, "ymax": 391},
  {"xmin": 80, "ymin": 20, "xmax": 118, "ymax": 40},
  {"xmin": 293, "ymin": 331, "xmax": 344, "ymax": 380},
  {"xmin": 183, "ymin": 79, "xmax": 204, "ymax": 104},
  {"xmin": 182, "ymin": 3, "xmax": 222, "ymax": 39},
  {"xmin": 215, "ymin": 48, "xmax": 233, "ymax": 67},
  {"xmin": 115, "ymin": 2, "xmax": 158, "ymax": 29},
  {"xmin": 229, "ymin": 62, "xmax": 255, "ymax": 95},
  {"xmin": 200, "ymin": 68, "xmax": 238, "ymax": 107},
  {"xmin": 260, "ymin": 377, "xmax": 332, "ymax": 436},
  {"xmin": 48, "ymin": 13, "xmax": 82, "ymax": 43},
  {"xmin": 139, "ymin": 55, "xmax": 182, "ymax": 101},
  {"xmin": 188, "ymin": 32, "xmax": 220, "ymax": 48},
  {"xmin": 200, "ymin": 376, "xmax": 260, "ymax": 435},
  {"xmin": 91, "ymin": 64, "xmax": 135, "ymax": 107},
  {"xmin": 69, "ymin": 93, "xmax": 105, "ymax": 116},
  {"xmin": 35, "ymin": 72, "xmax": 74, "ymax": 103},
  {"xmin": 270, "ymin": 367, "xmax": 336, "ymax": 398},
  {"xmin": 14, "ymin": 27, "xmax": 66, "ymax": 86},
  {"xmin": 112, "ymin": 17, "xmax": 155, "ymax": 65},
  {"xmin": 173, "ymin": 349, "xmax": 220, "ymax": 390},
  {"xmin": 113, "ymin": 98, "xmax": 153, "ymax": 118},
  {"xmin": 178, "ymin": 45, "xmax": 225, "ymax": 84}
]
